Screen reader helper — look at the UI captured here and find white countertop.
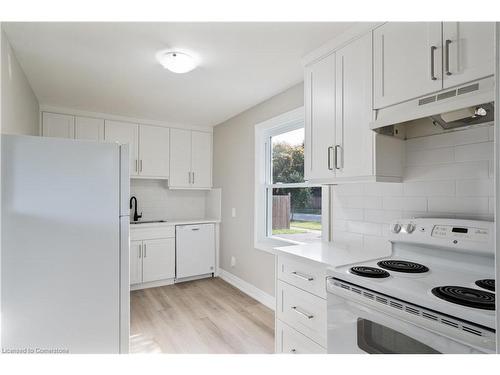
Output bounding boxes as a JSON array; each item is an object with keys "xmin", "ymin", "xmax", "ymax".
[
  {"xmin": 130, "ymin": 218, "xmax": 221, "ymax": 228},
  {"xmin": 274, "ymin": 241, "xmax": 391, "ymax": 269}
]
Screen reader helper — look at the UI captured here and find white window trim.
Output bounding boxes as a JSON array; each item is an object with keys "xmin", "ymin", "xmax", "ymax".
[{"xmin": 254, "ymin": 107, "xmax": 329, "ymax": 254}]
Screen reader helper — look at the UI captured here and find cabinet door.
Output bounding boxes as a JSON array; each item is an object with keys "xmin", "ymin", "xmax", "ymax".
[
  {"xmin": 142, "ymin": 238, "xmax": 175, "ymax": 283},
  {"xmin": 75, "ymin": 116, "xmax": 104, "ymax": 141},
  {"xmin": 42, "ymin": 112, "xmax": 75, "ymax": 138},
  {"xmin": 191, "ymin": 131, "xmax": 212, "ymax": 188},
  {"xmin": 130, "ymin": 240, "xmax": 143, "ymax": 285},
  {"xmin": 105, "ymin": 120, "xmax": 139, "ymax": 177},
  {"xmin": 169, "ymin": 128, "xmax": 192, "ymax": 187},
  {"xmin": 139, "ymin": 125, "xmax": 170, "ymax": 178},
  {"xmin": 442, "ymin": 22, "xmax": 495, "ymax": 88},
  {"xmin": 304, "ymin": 53, "xmax": 336, "ymax": 181},
  {"xmin": 373, "ymin": 22, "xmax": 442, "ymax": 108},
  {"xmin": 335, "ymin": 33, "xmax": 374, "ymax": 179}
]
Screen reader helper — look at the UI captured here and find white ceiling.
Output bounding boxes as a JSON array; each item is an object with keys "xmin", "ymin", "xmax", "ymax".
[{"xmin": 3, "ymin": 22, "xmax": 354, "ymax": 127}]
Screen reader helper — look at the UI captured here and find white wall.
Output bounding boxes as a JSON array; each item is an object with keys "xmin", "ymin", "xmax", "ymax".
[
  {"xmin": 331, "ymin": 124, "xmax": 495, "ymax": 254},
  {"xmin": 130, "ymin": 179, "xmax": 209, "ymax": 221},
  {"xmin": 1, "ymin": 29, "xmax": 39, "ymax": 135},
  {"xmin": 213, "ymin": 83, "xmax": 304, "ymax": 297}
]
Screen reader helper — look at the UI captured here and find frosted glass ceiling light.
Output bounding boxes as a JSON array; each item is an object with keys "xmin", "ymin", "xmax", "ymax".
[{"xmin": 156, "ymin": 51, "xmax": 197, "ymax": 73}]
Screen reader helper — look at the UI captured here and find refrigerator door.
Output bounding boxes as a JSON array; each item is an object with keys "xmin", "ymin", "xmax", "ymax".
[
  {"xmin": 1, "ymin": 135, "xmax": 121, "ymax": 353},
  {"xmin": 119, "ymin": 144, "xmax": 130, "ymax": 217},
  {"xmin": 119, "ymin": 216, "xmax": 130, "ymax": 353}
]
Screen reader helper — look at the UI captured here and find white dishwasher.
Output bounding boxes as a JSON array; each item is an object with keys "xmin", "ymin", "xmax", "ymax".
[{"xmin": 176, "ymin": 223, "xmax": 215, "ymax": 280}]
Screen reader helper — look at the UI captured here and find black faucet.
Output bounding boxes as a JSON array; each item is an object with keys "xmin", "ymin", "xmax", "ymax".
[{"xmin": 130, "ymin": 196, "xmax": 142, "ymax": 222}]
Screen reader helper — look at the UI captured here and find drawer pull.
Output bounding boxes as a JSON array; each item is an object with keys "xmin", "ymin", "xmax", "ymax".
[
  {"xmin": 291, "ymin": 306, "xmax": 314, "ymax": 319},
  {"xmin": 291, "ymin": 271, "xmax": 314, "ymax": 282}
]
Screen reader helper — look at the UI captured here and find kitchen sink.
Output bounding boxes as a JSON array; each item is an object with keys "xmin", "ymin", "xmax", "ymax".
[{"xmin": 130, "ymin": 220, "xmax": 167, "ymax": 224}]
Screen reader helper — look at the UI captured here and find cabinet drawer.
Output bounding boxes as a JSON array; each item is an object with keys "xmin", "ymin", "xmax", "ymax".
[
  {"xmin": 277, "ymin": 255, "xmax": 327, "ymax": 298},
  {"xmin": 276, "ymin": 320, "xmax": 326, "ymax": 354},
  {"xmin": 130, "ymin": 225, "xmax": 175, "ymax": 240},
  {"xmin": 277, "ymin": 280, "xmax": 327, "ymax": 347}
]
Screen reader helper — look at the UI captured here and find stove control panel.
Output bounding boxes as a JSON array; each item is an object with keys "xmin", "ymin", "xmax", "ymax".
[
  {"xmin": 389, "ymin": 218, "xmax": 494, "ymax": 255},
  {"xmin": 431, "ymin": 225, "xmax": 490, "ymax": 242}
]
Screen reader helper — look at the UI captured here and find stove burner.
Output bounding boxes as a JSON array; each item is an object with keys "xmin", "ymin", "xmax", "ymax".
[
  {"xmin": 431, "ymin": 286, "xmax": 495, "ymax": 310},
  {"xmin": 377, "ymin": 260, "xmax": 429, "ymax": 273},
  {"xmin": 350, "ymin": 266, "xmax": 390, "ymax": 278},
  {"xmin": 475, "ymin": 279, "xmax": 495, "ymax": 292}
]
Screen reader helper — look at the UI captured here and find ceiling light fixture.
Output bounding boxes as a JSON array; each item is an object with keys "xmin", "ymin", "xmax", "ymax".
[{"xmin": 156, "ymin": 51, "xmax": 197, "ymax": 74}]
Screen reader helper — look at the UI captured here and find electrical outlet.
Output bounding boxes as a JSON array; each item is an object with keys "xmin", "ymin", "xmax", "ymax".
[
  {"xmin": 230, "ymin": 256, "xmax": 236, "ymax": 267},
  {"xmin": 231, "ymin": 207, "xmax": 236, "ymax": 217}
]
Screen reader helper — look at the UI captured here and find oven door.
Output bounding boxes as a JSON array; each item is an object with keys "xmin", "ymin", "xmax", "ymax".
[{"xmin": 327, "ymin": 293, "xmax": 484, "ymax": 354}]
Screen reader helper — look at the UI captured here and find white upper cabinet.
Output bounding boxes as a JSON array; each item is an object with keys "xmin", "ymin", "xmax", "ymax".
[
  {"xmin": 169, "ymin": 128, "xmax": 192, "ymax": 187},
  {"xmin": 304, "ymin": 53, "xmax": 336, "ymax": 181},
  {"xmin": 139, "ymin": 125, "xmax": 170, "ymax": 179},
  {"xmin": 170, "ymin": 129, "xmax": 212, "ymax": 189},
  {"xmin": 41, "ymin": 112, "xmax": 210, "ymax": 184},
  {"xmin": 304, "ymin": 32, "xmax": 404, "ymax": 184},
  {"xmin": 373, "ymin": 22, "xmax": 442, "ymax": 109},
  {"xmin": 75, "ymin": 116, "xmax": 104, "ymax": 141},
  {"xmin": 335, "ymin": 33, "xmax": 373, "ymax": 179},
  {"xmin": 104, "ymin": 120, "xmax": 140, "ymax": 177},
  {"xmin": 442, "ymin": 22, "xmax": 495, "ymax": 89},
  {"xmin": 191, "ymin": 131, "xmax": 212, "ymax": 188},
  {"xmin": 42, "ymin": 112, "xmax": 75, "ymax": 139}
]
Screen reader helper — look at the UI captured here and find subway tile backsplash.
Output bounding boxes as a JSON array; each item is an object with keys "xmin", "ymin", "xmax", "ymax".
[
  {"xmin": 130, "ymin": 179, "xmax": 207, "ymax": 221},
  {"xmin": 331, "ymin": 124, "xmax": 494, "ymax": 254}
]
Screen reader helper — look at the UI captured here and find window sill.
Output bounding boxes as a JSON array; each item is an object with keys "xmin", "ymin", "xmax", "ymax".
[{"xmin": 254, "ymin": 237, "xmax": 303, "ymax": 255}]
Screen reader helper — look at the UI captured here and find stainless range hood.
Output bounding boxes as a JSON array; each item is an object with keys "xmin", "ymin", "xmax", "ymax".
[{"xmin": 371, "ymin": 77, "xmax": 495, "ymax": 133}]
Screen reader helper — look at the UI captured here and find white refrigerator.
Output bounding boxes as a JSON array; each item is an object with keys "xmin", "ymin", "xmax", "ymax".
[{"xmin": 1, "ymin": 134, "xmax": 130, "ymax": 354}]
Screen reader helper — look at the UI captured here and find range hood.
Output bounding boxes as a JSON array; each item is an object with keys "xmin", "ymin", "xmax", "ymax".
[{"xmin": 371, "ymin": 77, "xmax": 495, "ymax": 132}]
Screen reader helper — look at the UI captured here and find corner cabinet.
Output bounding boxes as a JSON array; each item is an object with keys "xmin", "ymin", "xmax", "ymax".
[
  {"xmin": 304, "ymin": 33, "xmax": 403, "ymax": 184},
  {"xmin": 170, "ymin": 129, "xmax": 212, "ymax": 189}
]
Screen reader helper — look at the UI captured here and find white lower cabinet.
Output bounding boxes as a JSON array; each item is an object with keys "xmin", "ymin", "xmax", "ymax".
[
  {"xmin": 130, "ymin": 225, "xmax": 175, "ymax": 289},
  {"xmin": 276, "ymin": 320, "xmax": 326, "ymax": 354},
  {"xmin": 142, "ymin": 238, "xmax": 176, "ymax": 283},
  {"xmin": 275, "ymin": 254, "xmax": 327, "ymax": 353}
]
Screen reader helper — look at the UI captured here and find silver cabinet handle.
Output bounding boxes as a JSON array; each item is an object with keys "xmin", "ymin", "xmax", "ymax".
[
  {"xmin": 445, "ymin": 39, "xmax": 452, "ymax": 76},
  {"xmin": 334, "ymin": 145, "xmax": 342, "ymax": 170},
  {"xmin": 191, "ymin": 228, "xmax": 200, "ymax": 231},
  {"xmin": 139, "ymin": 160, "xmax": 143, "ymax": 172},
  {"xmin": 430, "ymin": 46, "xmax": 437, "ymax": 81},
  {"xmin": 188, "ymin": 171, "xmax": 191, "ymax": 184},
  {"xmin": 192, "ymin": 171, "xmax": 195, "ymax": 184},
  {"xmin": 135, "ymin": 159, "xmax": 138, "ymax": 172},
  {"xmin": 291, "ymin": 271, "xmax": 314, "ymax": 281},
  {"xmin": 143, "ymin": 243, "xmax": 147, "ymax": 258},
  {"xmin": 139, "ymin": 244, "xmax": 142, "ymax": 258},
  {"xmin": 291, "ymin": 306, "xmax": 314, "ymax": 319},
  {"xmin": 327, "ymin": 146, "xmax": 334, "ymax": 170}
]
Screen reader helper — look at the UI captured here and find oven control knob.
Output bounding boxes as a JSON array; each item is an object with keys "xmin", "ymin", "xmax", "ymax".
[
  {"xmin": 404, "ymin": 223, "xmax": 416, "ymax": 234},
  {"xmin": 391, "ymin": 223, "xmax": 402, "ymax": 234}
]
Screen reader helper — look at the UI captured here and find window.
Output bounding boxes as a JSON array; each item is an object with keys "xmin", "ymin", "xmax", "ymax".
[{"xmin": 255, "ymin": 107, "xmax": 325, "ymax": 250}]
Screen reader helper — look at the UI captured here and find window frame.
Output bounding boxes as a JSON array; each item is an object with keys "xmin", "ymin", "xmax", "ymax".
[{"xmin": 254, "ymin": 107, "xmax": 330, "ymax": 253}]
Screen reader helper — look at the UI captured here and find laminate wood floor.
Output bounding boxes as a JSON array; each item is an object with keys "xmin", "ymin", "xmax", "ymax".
[{"xmin": 130, "ymin": 277, "xmax": 275, "ymax": 353}]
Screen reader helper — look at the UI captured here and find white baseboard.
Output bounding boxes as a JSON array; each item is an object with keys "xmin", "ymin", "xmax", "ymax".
[{"xmin": 219, "ymin": 269, "xmax": 275, "ymax": 311}]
